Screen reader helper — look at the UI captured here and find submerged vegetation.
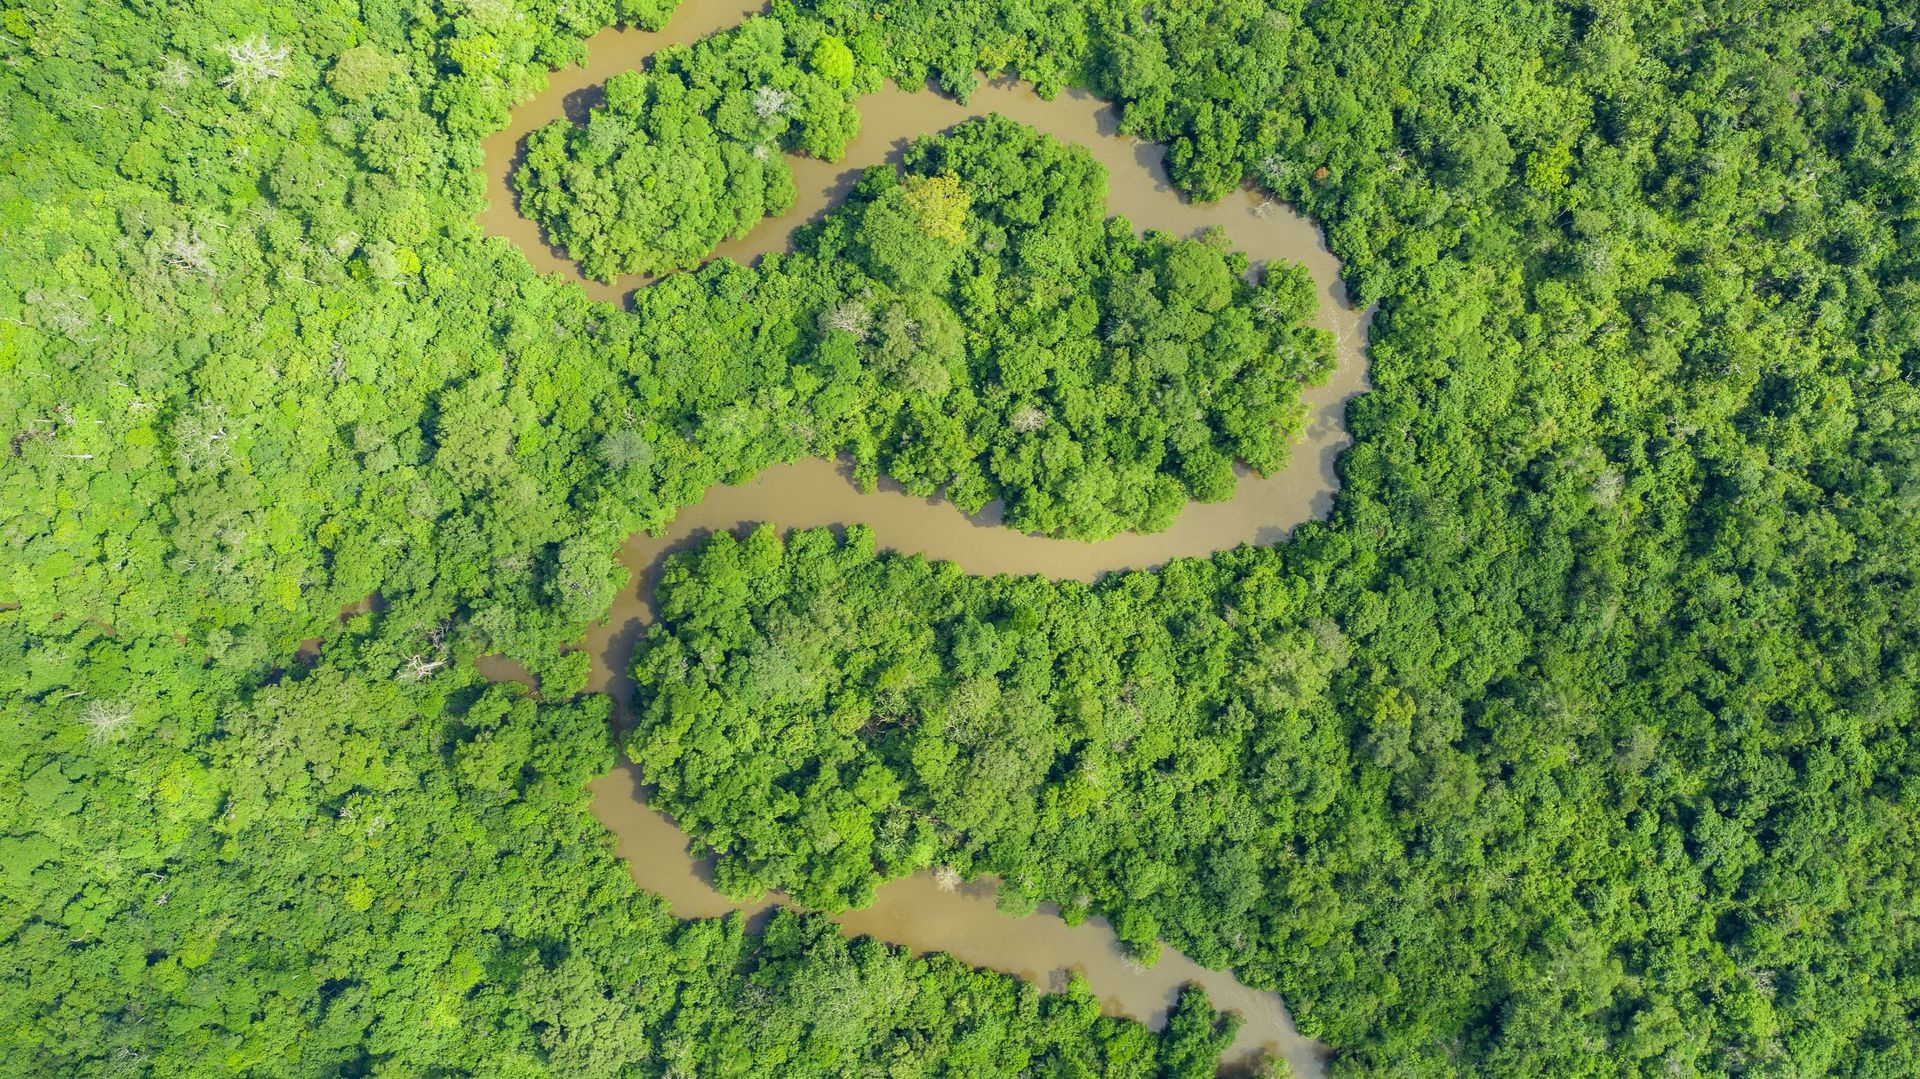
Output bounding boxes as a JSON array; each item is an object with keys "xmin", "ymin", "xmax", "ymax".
[{"xmin": 5, "ymin": 0, "xmax": 1920, "ymax": 1076}]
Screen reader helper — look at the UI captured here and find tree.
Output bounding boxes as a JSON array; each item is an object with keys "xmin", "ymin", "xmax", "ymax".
[{"xmin": 810, "ymin": 35, "xmax": 854, "ymax": 87}]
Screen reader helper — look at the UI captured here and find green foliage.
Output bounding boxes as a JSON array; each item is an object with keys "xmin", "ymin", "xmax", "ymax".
[
  {"xmin": 855, "ymin": 173, "xmax": 971, "ymax": 291},
  {"xmin": 514, "ymin": 16, "xmax": 860, "ymax": 280},
  {"xmin": 327, "ymin": 45, "xmax": 405, "ymax": 103},
  {"xmin": 809, "ymin": 33, "xmax": 854, "ymax": 87},
  {"xmin": 629, "ymin": 2, "xmax": 1920, "ymax": 1073},
  {"xmin": 792, "ymin": 116, "xmax": 1331, "ymax": 536},
  {"xmin": 519, "ymin": 112, "xmax": 1330, "ymax": 540},
  {"xmin": 7, "ymin": 0, "xmax": 1920, "ymax": 1076},
  {"xmin": 0, "ymin": 0, "xmax": 1237, "ymax": 1073},
  {"xmin": 0, "ymin": 627, "xmax": 1216, "ymax": 1074}
]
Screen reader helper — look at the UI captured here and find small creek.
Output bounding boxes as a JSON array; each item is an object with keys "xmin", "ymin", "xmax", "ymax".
[{"xmin": 478, "ymin": 3, "xmax": 1371, "ymax": 1074}]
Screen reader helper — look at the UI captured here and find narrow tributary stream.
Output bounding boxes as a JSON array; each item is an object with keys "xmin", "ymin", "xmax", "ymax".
[{"xmin": 479, "ymin": 4, "xmax": 1370, "ymax": 1074}]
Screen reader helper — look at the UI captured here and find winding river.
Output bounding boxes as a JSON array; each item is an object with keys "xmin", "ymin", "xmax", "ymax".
[{"xmin": 478, "ymin": 4, "xmax": 1371, "ymax": 1075}]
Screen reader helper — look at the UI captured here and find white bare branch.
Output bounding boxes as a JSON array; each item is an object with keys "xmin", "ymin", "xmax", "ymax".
[
  {"xmin": 751, "ymin": 84, "xmax": 790, "ymax": 120},
  {"xmin": 821, "ymin": 299, "xmax": 872, "ymax": 340},
  {"xmin": 221, "ymin": 35, "xmax": 290, "ymax": 95},
  {"xmin": 398, "ymin": 654, "xmax": 447, "ymax": 683},
  {"xmin": 1010, "ymin": 404, "xmax": 1048, "ymax": 434},
  {"xmin": 79, "ymin": 698, "xmax": 134, "ymax": 744},
  {"xmin": 163, "ymin": 227, "xmax": 216, "ymax": 278},
  {"xmin": 158, "ymin": 55, "xmax": 198, "ymax": 87}
]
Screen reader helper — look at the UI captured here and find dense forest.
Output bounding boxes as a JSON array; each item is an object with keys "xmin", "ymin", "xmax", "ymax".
[
  {"xmin": 5, "ymin": 641, "xmax": 1243, "ymax": 1074},
  {"xmin": 515, "ymin": 16, "xmax": 864, "ymax": 280},
  {"xmin": 758, "ymin": 115, "xmax": 1330, "ymax": 536},
  {"xmin": 630, "ymin": 0, "xmax": 1920, "ymax": 1073},
  {"xmin": 5, "ymin": 0, "xmax": 1919, "ymax": 1077}
]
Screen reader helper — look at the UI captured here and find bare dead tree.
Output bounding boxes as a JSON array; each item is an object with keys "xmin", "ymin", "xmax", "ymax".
[
  {"xmin": 157, "ymin": 54, "xmax": 197, "ymax": 88},
  {"xmin": 399, "ymin": 622, "xmax": 453, "ymax": 683},
  {"xmin": 751, "ymin": 84, "xmax": 790, "ymax": 120},
  {"xmin": 821, "ymin": 299, "xmax": 872, "ymax": 340},
  {"xmin": 173, "ymin": 404, "xmax": 230, "ymax": 468},
  {"xmin": 1253, "ymin": 291, "xmax": 1291, "ymax": 320},
  {"xmin": 221, "ymin": 35, "xmax": 290, "ymax": 95},
  {"xmin": 1010, "ymin": 404, "xmax": 1048, "ymax": 433},
  {"xmin": 398, "ymin": 654, "xmax": 447, "ymax": 683},
  {"xmin": 163, "ymin": 227, "xmax": 216, "ymax": 279},
  {"xmin": 26, "ymin": 287, "xmax": 93, "ymax": 336},
  {"xmin": 80, "ymin": 697, "xmax": 134, "ymax": 744}
]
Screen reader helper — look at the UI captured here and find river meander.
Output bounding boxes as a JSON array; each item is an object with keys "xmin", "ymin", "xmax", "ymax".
[{"xmin": 479, "ymin": 4, "xmax": 1370, "ymax": 1074}]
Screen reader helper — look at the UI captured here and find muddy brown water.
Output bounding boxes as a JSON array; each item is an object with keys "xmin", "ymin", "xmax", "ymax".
[{"xmin": 477, "ymin": 4, "xmax": 1373, "ymax": 1074}]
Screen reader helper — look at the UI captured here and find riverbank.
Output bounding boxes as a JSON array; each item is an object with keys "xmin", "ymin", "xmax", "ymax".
[{"xmin": 475, "ymin": 8, "xmax": 1371, "ymax": 1075}]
